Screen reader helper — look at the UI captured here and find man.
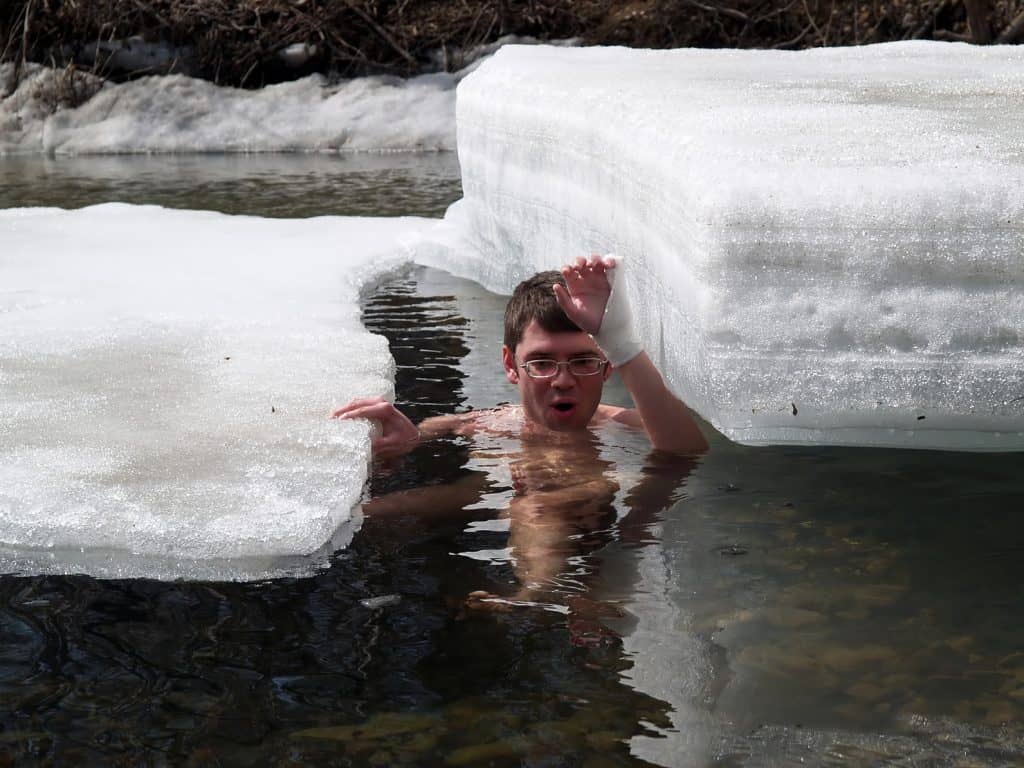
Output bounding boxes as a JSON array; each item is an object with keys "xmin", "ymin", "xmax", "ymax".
[
  {"xmin": 333, "ymin": 255, "xmax": 704, "ymax": 635},
  {"xmin": 332, "ymin": 255, "xmax": 707, "ymax": 456}
]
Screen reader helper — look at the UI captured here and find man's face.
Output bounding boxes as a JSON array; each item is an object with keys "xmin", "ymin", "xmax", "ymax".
[{"xmin": 502, "ymin": 319, "xmax": 611, "ymax": 431}]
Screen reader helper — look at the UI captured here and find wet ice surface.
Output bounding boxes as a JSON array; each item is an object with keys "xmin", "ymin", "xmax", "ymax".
[
  {"xmin": 0, "ymin": 204, "xmax": 435, "ymax": 579},
  {"xmin": 421, "ymin": 41, "xmax": 1024, "ymax": 451}
]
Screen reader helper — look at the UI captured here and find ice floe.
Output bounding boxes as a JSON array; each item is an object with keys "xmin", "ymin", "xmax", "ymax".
[
  {"xmin": 414, "ymin": 41, "xmax": 1024, "ymax": 451},
  {"xmin": 0, "ymin": 204, "xmax": 433, "ymax": 579}
]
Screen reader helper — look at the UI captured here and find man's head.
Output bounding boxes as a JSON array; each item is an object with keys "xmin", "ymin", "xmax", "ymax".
[
  {"xmin": 502, "ymin": 271, "xmax": 581, "ymax": 355},
  {"xmin": 501, "ymin": 271, "xmax": 611, "ymax": 431}
]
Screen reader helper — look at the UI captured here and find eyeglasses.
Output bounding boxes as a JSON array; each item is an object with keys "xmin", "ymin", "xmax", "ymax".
[{"xmin": 518, "ymin": 357, "xmax": 608, "ymax": 379}]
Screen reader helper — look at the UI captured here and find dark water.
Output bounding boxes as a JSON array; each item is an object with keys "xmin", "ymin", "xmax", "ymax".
[
  {"xmin": 2, "ymin": 155, "xmax": 1023, "ymax": 766},
  {"xmin": 0, "ymin": 265, "xmax": 674, "ymax": 766}
]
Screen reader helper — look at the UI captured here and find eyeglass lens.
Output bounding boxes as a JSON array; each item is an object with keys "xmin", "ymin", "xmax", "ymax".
[{"xmin": 522, "ymin": 358, "xmax": 605, "ymax": 377}]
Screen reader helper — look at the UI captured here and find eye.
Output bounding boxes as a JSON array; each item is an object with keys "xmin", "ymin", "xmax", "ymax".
[
  {"xmin": 525, "ymin": 359, "xmax": 558, "ymax": 377},
  {"xmin": 568, "ymin": 357, "xmax": 605, "ymax": 375}
]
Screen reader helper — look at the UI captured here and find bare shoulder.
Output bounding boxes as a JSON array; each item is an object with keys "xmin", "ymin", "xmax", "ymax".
[
  {"xmin": 595, "ymin": 404, "xmax": 644, "ymax": 428},
  {"xmin": 419, "ymin": 406, "xmax": 524, "ymax": 439}
]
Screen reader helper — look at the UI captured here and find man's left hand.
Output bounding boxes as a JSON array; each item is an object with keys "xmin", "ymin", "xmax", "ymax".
[{"xmin": 552, "ymin": 254, "xmax": 615, "ymax": 335}]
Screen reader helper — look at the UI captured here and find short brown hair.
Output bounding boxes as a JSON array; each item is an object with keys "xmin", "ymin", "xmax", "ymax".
[{"xmin": 503, "ymin": 270, "xmax": 582, "ymax": 354}]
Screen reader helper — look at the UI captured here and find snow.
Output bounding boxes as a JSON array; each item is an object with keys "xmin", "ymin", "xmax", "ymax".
[
  {"xmin": 0, "ymin": 204, "xmax": 434, "ymax": 579},
  {"xmin": 412, "ymin": 41, "xmax": 1024, "ymax": 451},
  {"xmin": 0, "ymin": 37, "xmax": 574, "ymax": 156},
  {"xmin": 0, "ymin": 64, "xmax": 457, "ymax": 154}
]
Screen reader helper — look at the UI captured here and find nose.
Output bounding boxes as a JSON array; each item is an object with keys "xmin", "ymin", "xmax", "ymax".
[{"xmin": 550, "ymin": 364, "xmax": 577, "ymax": 388}]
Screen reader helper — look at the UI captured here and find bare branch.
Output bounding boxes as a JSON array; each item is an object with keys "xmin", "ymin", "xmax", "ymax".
[
  {"xmin": 933, "ymin": 28, "xmax": 972, "ymax": 41},
  {"xmin": 962, "ymin": 0, "xmax": 991, "ymax": 44},
  {"xmin": 773, "ymin": 21, "xmax": 815, "ymax": 49},
  {"xmin": 910, "ymin": 0, "xmax": 950, "ymax": 40},
  {"xmin": 681, "ymin": 0, "xmax": 750, "ymax": 24},
  {"xmin": 132, "ymin": 0, "xmax": 171, "ymax": 30},
  {"xmin": 996, "ymin": 7, "xmax": 1024, "ymax": 44},
  {"xmin": 345, "ymin": 0, "xmax": 415, "ymax": 68}
]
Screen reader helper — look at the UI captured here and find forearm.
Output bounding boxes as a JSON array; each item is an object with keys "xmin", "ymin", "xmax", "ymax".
[
  {"xmin": 363, "ymin": 473, "xmax": 486, "ymax": 519},
  {"xmin": 417, "ymin": 413, "xmax": 464, "ymax": 441},
  {"xmin": 616, "ymin": 351, "xmax": 708, "ymax": 454}
]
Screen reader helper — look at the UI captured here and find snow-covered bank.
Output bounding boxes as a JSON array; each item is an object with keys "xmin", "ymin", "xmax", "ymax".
[
  {"xmin": 0, "ymin": 37, "xmax": 573, "ymax": 155},
  {"xmin": 415, "ymin": 41, "xmax": 1024, "ymax": 452},
  {"xmin": 0, "ymin": 62, "xmax": 458, "ymax": 154},
  {"xmin": 0, "ymin": 205, "xmax": 433, "ymax": 579}
]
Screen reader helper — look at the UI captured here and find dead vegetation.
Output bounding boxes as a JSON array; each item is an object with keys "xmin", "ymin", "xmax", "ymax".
[
  {"xmin": 590, "ymin": 0, "xmax": 1024, "ymax": 49},
  {"xmin": 25, "ymin": 60, "xmax": 103, "ymax": 111},
  {"xmin": 2, "ymin": 0, "xmax": 1022, "ymax": 94}
]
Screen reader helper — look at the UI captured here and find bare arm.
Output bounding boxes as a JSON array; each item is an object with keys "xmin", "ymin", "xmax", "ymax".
[
  {"xmin": 362, "ymin": 473, "xmax": 487, "ymax": 519},
  {"xmin": 613, "ymin": 351, "xmax": 708, "ymax": 453},
  {"xmin": 330, "ymin": 396, "xmax": 471, "ymax": 458},
  {"xmin": 554, "ymin": 255, "xmax": 707, "ymax": 455}
]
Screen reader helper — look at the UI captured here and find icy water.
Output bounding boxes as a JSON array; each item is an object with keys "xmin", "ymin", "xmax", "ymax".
[
  {"xmin": 2, "ymin": 154, "xmax": 1023, "ymax": 766},
  {"xmin": 0, "ymin": 153, "xmax": 462, "ymax": 217}
]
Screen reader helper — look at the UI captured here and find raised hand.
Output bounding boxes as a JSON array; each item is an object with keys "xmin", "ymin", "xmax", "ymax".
[
  {"xmin": 552, "ymin": 254, "xmax": 615, "ymax": 335},
  {"xmin": 331, "ymin": 396, "xmax": 420, "ymax": 457}
]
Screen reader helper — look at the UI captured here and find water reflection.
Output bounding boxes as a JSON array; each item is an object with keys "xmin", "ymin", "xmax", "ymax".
[
  {"xmin": 359, "ymin": 267, "xmax": 1024, "ymax": 766},
  {"xmin": 354, "ymin": 267, "xmax": 687, "ymax": 763},
  {"xmin": 623, "ymin": 436, "xmax": 1024, "ymax": 765},
  {"xmin": 0, "ymin": 153, "xmax": 462, "ymax": 217},
  {"xmin": 0, "ymin": 266, "xmax": 677, "ymax": 764}
]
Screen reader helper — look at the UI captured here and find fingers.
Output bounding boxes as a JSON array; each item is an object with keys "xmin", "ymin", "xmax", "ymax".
[
  {"xmin": 561, "ymin": 254, "xmax": 613, "ymax": 281},
  {"xmin": 333, "ymin": 397, "xmax": 419, "ymax": 461},
  {"xmin": 330, "ymin": 396, "xmax": 390, "ymax": 420},
  {"xmin": 347, "ymin": 404, "xmax": 400, "ymax": 423},
  {"xmin": 551, "ymin": 282, "xmax": 572, "ymax": 312}
]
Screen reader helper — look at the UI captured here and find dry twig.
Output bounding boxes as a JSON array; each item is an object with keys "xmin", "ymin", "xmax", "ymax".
[{"xmin": 997, "ymin": 7, "xmax": 1024, "ymax": 43}]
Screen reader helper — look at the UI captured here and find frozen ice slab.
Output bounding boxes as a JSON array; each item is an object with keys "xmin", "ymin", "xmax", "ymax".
[
  {"xmin": 415, "ymin": 41, "xmax": 1024, "ymax": 451},
  {"xmin": 0, "ymin": 204, "xmax": 434, "ymax": 580}
]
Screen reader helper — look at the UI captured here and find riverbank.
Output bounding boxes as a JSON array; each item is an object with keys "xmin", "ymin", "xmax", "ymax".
[{"xmin": 3, "ymin": 1, "xmax": 1023, "ymax": 93}]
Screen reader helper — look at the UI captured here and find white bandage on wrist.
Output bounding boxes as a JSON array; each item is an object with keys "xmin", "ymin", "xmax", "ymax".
[{"xmin": 592, "ymin": 254, "xmax": 643, "ymax": 367}]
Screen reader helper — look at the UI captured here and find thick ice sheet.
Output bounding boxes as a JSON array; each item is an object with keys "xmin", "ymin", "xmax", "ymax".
[
  {"xmin": 0, "ymin": 205, "xmax": 432, "ymax": 579},
  {"xmin": 418, "ymin": 41, "xmax": 1024, "ymax": 451}
]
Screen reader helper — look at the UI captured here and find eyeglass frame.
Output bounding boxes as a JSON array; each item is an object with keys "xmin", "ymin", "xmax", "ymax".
[{"xmin": 516, "ymin": 356, "xmax": 609, "ymax": 379}]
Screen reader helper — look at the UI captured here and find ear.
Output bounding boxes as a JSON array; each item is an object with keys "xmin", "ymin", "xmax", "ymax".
[
  {"xmin": 603, "ymin": 361, "xmax": 614, "ymax": 382},
  {"xmin": 502, "ymin": 345, "xmax": 519, "ymax": 385}
]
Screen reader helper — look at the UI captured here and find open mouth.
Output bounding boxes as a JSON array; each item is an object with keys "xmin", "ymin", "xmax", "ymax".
[{"xmin": 548, "ymin": 401, "xmax": 579, "ymax": 422}]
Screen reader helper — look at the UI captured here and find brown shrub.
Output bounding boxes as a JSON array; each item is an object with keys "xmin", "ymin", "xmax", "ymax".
[{"xmin": 1, "ymin": 0, "xmax": 1021, "ymax": 92}]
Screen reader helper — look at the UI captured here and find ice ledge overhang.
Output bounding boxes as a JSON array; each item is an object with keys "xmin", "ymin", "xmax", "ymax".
[{"xmin": 410, "ymin": 41, "xmax": 1024, "ymax": 452}]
